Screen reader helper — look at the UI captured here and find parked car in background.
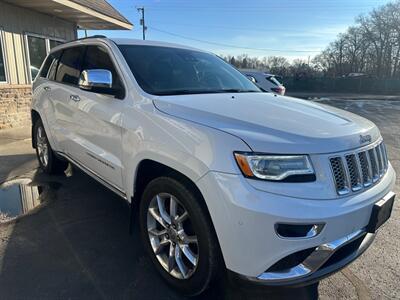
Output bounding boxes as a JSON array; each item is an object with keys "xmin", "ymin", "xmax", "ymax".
[
  {"xmin": 31, "ymin": 37, "xmax": 396, "ymax": 296},
  {"xmin": 240, "ymin": 69, "xmax": 286, "ymax": 95}
]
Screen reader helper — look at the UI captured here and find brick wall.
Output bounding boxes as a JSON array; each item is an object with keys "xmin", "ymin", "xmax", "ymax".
[{"xmin": 0, "ymin": 85, "xmax": 32, "ymax": 130}]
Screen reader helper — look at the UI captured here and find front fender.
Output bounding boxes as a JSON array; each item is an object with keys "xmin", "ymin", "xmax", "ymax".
[{"xmin": 121, "ymin": 107, "xmax": 251, "ymax": 200}]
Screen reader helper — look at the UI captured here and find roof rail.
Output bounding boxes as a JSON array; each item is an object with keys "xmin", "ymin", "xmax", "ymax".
[{"xmin": 75, "ymin": 35, "xmax": 108, "ymax": 41}]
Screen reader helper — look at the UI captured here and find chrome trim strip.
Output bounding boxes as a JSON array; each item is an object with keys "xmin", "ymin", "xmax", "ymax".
[
  {"xmin": 376, "ymin": 146, "xmax": 383, "ymax": 176},
  {"xmin": 57, "ymin": 152, "xmax": 127, "ymax": 200},
  {"xmin": 381, "ymin": 144, "xmax": 387, "ymax": 172},
  {"xmin": 371, "ymin": 148, "xmax": 380, "ymax": 182},
  {"xmin": 365, "ymin": 150, "xmax": 374, "ymax": 186},
  {"xmin": 382, "ymin": 143, "xmax": 389, "ymax": 170},
  {"xmin": 380, "ymin": 144, "xmax": 386, "ymax": 171},
  {"xmin": 342, "ymin": 156, "xmax": 353, "ymax": 192},
  {"xmin": 256, "ymin": 229, "xmax": 371, "ymax": 282},
  {"xmin": 354, "ymin": 153, "xmax": 364, "ymax": 188}
]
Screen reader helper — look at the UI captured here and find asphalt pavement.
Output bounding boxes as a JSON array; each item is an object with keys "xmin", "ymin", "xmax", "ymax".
[{"xmin": 0, "ymin": 98, "xmax": 399, "ymax": 299}]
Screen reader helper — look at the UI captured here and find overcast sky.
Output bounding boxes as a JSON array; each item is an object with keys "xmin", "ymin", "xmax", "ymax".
[{"xmin": 81, "ymin": 0, "xmax": 394, "ymax": 61}]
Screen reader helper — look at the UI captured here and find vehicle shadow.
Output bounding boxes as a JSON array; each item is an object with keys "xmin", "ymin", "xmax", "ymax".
[{"xmin": 0, "ymin": 168, "xmax": 318, "ymax": 299}]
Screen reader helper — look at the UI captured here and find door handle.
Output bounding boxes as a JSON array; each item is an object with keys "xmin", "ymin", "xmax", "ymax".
[
  {"xmin": 43, "ymin": 86, "xmax": 51, "ymax": 91},
  {"xmin": 70, "ymin": 95, "xmax": 81, "ymax": 102}
]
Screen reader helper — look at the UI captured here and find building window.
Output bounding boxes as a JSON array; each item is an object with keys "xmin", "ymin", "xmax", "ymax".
[
  {"xmin": 26, "ymin": 34, "xmax": 65, "ymax": 82},
  {"xmin": 27, "ymin": 36, "xmax": 47, "ymax": 80},
  {"xmin": 49, "ymin": 39, "xmax": 63, "ymax": 49},
  {"xmin": 0, "ymin": 32, "xmax": 6, "ymax": 83}
]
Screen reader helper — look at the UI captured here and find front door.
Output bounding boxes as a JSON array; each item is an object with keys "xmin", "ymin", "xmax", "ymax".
[
  {"xmin": 66, "ymin": 44, "xmax": 125, "ymax": 190},
  {"xmin": 46, "ymin": 46, "xmax": 86, "ymax": 154}
]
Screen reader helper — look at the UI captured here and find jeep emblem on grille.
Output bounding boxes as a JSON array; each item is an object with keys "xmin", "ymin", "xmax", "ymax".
[{"xmin": 359, "ymin": 134, "xmax": 372, "ymax": 144}]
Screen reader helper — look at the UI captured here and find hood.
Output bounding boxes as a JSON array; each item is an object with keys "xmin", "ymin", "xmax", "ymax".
[{"xmin": 153, "ymin": 93, "xmax": 380, "ymax": 154}]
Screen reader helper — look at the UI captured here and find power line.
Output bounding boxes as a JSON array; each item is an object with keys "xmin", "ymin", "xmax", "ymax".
[
  {"xmin": 144, "ymin": 4, "xmax": 381, "ymax": 11},
  {"xmin": 142, "ymin": 0, "xmax": 385, "ymax": 5},
  {"xmin": 148, "ymin": 26, "xmax": 321, "ymax": 53},
  {"xmin": 149, "ymin": 21, "xmax": 346, "ymax": 36}
]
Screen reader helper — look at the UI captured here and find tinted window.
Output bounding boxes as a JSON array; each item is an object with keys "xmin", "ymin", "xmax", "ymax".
[
  {"xmin": 27, "ymin": 36, "xmax": 47, "ymax": 80},
  {"xmin": 56, "ymin": 46, "xmax": 85, "ymax": 85},
  {"xmin": 39, "ymin": 56, "xmax": 52, "ymax": 78},
  {"xmin": 81, "ymin": 45, "xmax": 122, "ymax": 91},
  {"xmin": 118, "ymin": 45, "xmax": 260, "ymax": 96},
  {"xmin": 39, "ymin": 51, "xmax": 61, "ymax": 79},
  {"xmin": 47, "ymin": 51, "xmax": 62, "ymax": 80}
]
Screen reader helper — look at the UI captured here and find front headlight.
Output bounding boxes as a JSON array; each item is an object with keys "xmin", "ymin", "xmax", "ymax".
[{"xmin": 234, "ymin": 152, "xmax": 315, "ymax": 182}]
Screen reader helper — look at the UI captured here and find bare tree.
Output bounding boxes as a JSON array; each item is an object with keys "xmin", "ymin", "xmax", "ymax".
[{"xmin": 318, "ymin": 0, "xmax": 400, "ymax": 79}]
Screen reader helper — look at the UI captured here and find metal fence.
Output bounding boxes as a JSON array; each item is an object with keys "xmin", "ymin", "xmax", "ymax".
[{"xmin": 282, "ymin": 77, "xmax": 400, "ymax": 95}]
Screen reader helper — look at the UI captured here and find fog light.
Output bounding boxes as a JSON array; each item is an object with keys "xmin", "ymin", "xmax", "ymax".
[{"xmin": 275, "ymin": 223, "xmax": 324, "ymax": 239}]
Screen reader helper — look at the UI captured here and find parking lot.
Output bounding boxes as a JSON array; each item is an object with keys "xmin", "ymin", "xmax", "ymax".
[{"xmin": 0, "ymin": 98, "xmax": 399, "ymax": 300}]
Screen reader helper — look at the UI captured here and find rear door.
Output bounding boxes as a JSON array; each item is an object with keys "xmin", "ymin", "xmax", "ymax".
[
  {"xmin": 49, "ymin": 46, "xmax": 86, "ymax": 154},
  {"xmin": 66, "ymin": 44, "xmax": 125, "ymax": 190},
  {"xmin": 33, "ymin": 50, "xmax": 62, "ymax": 148}
]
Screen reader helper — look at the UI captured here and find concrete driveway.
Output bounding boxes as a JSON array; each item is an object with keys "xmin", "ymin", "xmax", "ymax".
[{"xmin": 0, "ymin": 99, "xmax": 399, "ymax": 299}]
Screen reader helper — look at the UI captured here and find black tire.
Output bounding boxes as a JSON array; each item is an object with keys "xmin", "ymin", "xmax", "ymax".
[
  {"xmin": 33, "ymin": 119, "xmax": 68, "ymax": 174},
  {"xmin": 139, "ymin": 176, "xmax": 222, "ymax": 296}
]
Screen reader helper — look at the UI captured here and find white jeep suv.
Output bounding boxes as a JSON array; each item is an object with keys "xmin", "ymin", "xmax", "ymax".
[{"xmin": 31, "ymin": 37, "xmax": 396, "ymax": 296}]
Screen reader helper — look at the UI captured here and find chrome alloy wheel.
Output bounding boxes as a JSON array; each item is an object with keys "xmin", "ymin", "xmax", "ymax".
[
  {"xmin": 147, "ymin": 193, "xmax": 199, "ymax": 279},
  {"xmin": 36, "ymin": 126, "xmax": 49, "ymax": 167}
]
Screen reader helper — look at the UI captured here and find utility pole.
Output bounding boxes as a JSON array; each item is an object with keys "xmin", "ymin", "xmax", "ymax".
[{"xmin": 137, "ymin": 7, "xmax": 146, "ymax": 40}]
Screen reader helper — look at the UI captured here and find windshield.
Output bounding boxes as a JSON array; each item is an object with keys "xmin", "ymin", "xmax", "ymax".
[{"xmin": 118, "ymin": 45, "xmax": 261, "ymax": 96}]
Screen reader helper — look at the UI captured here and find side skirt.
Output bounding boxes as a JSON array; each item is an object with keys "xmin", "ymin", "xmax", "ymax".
[{"xmin": 56, "ymin": 151, "xmax": 127, "ymax": 200}]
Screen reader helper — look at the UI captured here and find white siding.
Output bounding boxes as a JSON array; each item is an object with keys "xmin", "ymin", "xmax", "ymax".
[{"xmin": 0, "ymin": 1, "xmax": 77, "ymax": 85}]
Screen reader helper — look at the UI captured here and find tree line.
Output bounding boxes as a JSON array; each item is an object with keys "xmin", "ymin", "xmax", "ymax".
[
  {"xmin": 220, "ymin": 54, "xmax": 317, "ymax": 79},
  {"xmin": 222, "ymin": 0, "xmax": 400, "ymax": 79}
]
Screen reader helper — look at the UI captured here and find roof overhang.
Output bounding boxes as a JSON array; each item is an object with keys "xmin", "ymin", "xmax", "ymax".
[{"xmin": 4, "ymin": 0, "xmax": 133, "ymax": 30}]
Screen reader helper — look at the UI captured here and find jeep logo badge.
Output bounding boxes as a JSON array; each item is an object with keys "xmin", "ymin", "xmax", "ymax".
[{"xmin": 359, "ymin": 134, "xmax": 372, "ymax": 144}]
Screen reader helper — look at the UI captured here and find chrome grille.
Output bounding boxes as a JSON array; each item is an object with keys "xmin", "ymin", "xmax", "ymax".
[
  {"xmin": 330, "ymin": 157, "xmax": 349, "ymax": 194},
  {"xmin": 357, "ymin": 152, "xmax": 372, "ymax": 187},
  {"xmin": 345, "ymin": 154, "xmax": 362, "ymax": 191},
  {"xmin": 330, "ymin": 142, "xmax": 389, "ymax": 195}
]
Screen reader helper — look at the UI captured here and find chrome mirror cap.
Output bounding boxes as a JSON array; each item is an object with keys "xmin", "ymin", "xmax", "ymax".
[{"xmin": 79, "ymin": 69, "xmax": 112, "ymax": 90}]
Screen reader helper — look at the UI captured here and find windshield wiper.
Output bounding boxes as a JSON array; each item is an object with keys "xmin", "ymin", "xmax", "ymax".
[
  {"xmin": 155, "ymin": 90, "xmax": 212, "ymax": 96},
  {"xmin": 213, "ymin": 89, "xmax": 260, "ymax": 93},
  {"xmin": 154, "ymin": 89, "xmax": 260, "ymax": 96}
]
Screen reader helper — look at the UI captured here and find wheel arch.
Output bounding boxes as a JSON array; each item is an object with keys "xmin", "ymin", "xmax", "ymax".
[
  {"xmin": 132, "ymin": 158, "xmax": 226, "ymax": 270},
  {"xmin": 30, "ymin": 109, "xmax": 58, "ymax": 151},
  {"xmin": 132, "ymin": 159, "xmax": 206, "ymax": 206}
]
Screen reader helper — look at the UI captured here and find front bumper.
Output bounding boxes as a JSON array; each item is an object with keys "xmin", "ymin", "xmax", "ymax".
[
  {"xmin": 196, "ymin": 164, "xmax": 396, "ymax": 285},
  {"xmin": 232, "ymin": 228, "xmax": 375, "ymax": 287}
]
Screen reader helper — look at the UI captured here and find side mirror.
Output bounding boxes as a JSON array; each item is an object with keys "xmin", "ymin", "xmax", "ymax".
[{"xmin": 79, "ymin": 69, "xmax": 112, "ymax": 90}]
